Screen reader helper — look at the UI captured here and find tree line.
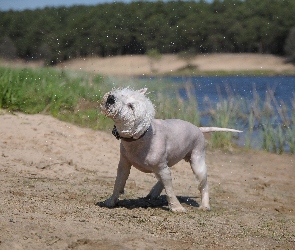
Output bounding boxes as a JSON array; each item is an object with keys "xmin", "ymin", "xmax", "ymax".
[{"xmin": 1, "ymin": 0, "xmax": 295, "ymax": 65}]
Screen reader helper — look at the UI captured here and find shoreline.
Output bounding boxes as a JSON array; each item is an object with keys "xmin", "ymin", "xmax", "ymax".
[
  {"xmin": 1, "ymin": 53, "xmax": 295, "ymax": 76},
  {"xmin": 57, "ymin": 53, "xmax": 295, "ymax": 76}
]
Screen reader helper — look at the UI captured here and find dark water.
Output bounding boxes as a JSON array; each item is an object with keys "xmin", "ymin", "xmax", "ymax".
[
  {"xmin": 168, "ymin": 76, "xmax": 295, "ymax": 111},
  {"xmin": 144, "ymin": 75, "xmax": 294, "ymax": 124}
]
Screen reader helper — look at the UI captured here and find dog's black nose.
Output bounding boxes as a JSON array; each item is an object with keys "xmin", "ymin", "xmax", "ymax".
[{"xmin": 106, "ymin": 94, "xmax": 115, "ymax": 106}]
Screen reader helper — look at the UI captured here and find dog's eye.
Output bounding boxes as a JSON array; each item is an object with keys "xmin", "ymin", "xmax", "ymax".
[{"xmin": 128, "ymin": 103, "xmax": 134, "ymax": 110}]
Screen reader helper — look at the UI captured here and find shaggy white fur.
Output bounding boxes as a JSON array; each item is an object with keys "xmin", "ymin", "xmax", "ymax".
[{"xmin": 101, "ymin": 88, "xmax": 155, "ymax": 139}]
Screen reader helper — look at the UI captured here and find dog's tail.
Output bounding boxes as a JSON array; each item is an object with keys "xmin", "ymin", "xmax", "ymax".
[{"xmin": 199, "ymin": 127, "xmax": 242, "ymax": 133}]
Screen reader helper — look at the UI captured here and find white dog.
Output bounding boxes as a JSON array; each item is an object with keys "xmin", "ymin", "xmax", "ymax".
[{"xmin": 100, "ymin": 88, "xmax": 241, "ymax": 212}]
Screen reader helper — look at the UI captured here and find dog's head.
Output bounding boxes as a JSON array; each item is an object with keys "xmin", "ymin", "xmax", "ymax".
[{"xmin": 100, "ymin": 87, "xmax": 155, "ymax": 139}]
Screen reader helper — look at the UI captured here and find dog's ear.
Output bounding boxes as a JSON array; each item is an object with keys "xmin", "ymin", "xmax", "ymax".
[
  {"xmin": 127, "ymin": 102, "xmax": 135, "ymax": 111},
  {"xmin": 137, "ymin": 88, "xmax": 147, "ymax": 95}
]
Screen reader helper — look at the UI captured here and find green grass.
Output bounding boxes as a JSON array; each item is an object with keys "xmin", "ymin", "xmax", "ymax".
[{"xmin": 0, "ymin": 67, "xmax": 113, "ymax": 130}]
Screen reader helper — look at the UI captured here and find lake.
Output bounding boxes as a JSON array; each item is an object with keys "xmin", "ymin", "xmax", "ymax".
[
  {"xmin": 165, "ymin": 75, "xmax": 295, "ymax": 110},
  {"xmin": 144, "ymin": 75, "xmax": 295, "ymax": 122},
  {"xmin": 143, "ymin": 75, "xmax": 295, "ymax": 151}
]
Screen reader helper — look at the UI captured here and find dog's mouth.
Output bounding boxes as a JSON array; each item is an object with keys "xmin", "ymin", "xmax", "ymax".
[
  {"xmin": 106, "ymin": 94, "xmax": 116, "ymax": 107},
  {"xmin": 100, "ymin": 94, "xmax": 117, "ymax": 116}
]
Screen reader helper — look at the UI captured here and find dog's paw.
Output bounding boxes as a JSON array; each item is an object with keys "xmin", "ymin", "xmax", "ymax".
[
  {"xmin": 170, "ymin": 205, "xmax": 187, "ymax": 213},
  {"xmin": 198, "ymin": 205, "xmax": 210, "ymax": 211},
  {"xmin": 104, "ymin": 197, "xmax": 118, "ymax": 208}
]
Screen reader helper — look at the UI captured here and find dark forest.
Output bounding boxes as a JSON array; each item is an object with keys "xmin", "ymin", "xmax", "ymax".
[{"xmin": 1, "ymin": 0, "xmax": 295, "ymax": 65}]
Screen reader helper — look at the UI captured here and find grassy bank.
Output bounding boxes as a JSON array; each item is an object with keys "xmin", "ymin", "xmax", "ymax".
[
  {"xmin": 0, "ymin": 67, "xmax": 294, "ymax": 154},
  {"xmin": 0, "ymin": 67, "xmax": 112, "ymax": 130}
]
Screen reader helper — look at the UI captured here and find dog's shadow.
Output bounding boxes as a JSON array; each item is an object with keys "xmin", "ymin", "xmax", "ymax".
[{"xmin": 96, "ymin": 195, "xmax": 199, "ymax": 211}]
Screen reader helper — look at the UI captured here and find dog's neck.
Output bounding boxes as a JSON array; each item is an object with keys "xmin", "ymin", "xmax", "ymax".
[
  {"xmin": 112, "ymin": 114, "xmax": 152, "ymax": 140},
  {"xmin": 112, "ymin": 124, "xmax": 149, "ymax": 141},
  {"xmin": 112, "ymin": 125, "xmax": 149, "ymax": 141}
]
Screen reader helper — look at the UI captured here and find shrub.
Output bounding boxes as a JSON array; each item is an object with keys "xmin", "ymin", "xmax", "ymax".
[{"xmin": 284, "ymin": 26, "xmax": 295, "ymax": 62}]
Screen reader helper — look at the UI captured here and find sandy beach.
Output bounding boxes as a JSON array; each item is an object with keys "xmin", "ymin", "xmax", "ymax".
[
  {"xmin": 57, "ymin": 53, "xmax": 295, "ymax": 76},
  {"xmin": 0, "ymin": 111, "xmax": 294, "ymax": 249}
]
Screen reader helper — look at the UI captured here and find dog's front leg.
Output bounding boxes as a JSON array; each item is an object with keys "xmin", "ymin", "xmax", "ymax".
[
  {"xmin": 104, "ymin": 157, "xmax": 131, "ymax": 208},
  {"xmin": 156, "ymin": 166, "xmax": 186, "ymax": 212}
]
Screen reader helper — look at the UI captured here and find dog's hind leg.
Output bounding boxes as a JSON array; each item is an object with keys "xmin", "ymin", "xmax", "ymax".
[
  {"xmin": 146, "ymin": 178, "xmax": 164, "ymax": 199},
  {"xmin": 190, "ymin": 150, "xmax": 210, "ymax": 211}
]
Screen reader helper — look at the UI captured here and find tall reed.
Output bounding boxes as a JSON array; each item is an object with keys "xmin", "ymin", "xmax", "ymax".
[
  {"xmin": 154, "ymin": 81, "xmax": 200, "ymax": 126},
  {"xmin": 205, "ymin": 97, "xmax": 240, "ymax": 149}
]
